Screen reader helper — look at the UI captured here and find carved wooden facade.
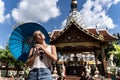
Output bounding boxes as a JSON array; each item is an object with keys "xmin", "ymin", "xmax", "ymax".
[
  {"xmin": 50, "ymin": 20, "xmax": 118, "ymax": 76},
  {"xmin": 51, "ymin": 20, "xmax": 109, "ymax": 53}
]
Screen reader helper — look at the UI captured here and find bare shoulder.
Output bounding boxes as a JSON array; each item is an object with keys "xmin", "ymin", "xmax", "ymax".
[
  {"xmin": 50, "ymin": 45, "xmax": 56, "ymax": 50},
  {"xmin": 51, "ymin": 45, "xmax": 56, "ymax": 48}
]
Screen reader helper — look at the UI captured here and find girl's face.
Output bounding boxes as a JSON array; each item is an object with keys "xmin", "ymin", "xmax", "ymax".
[{"xmin": 33, "ymin": 31, "xmax": 45, "ymax": 43}]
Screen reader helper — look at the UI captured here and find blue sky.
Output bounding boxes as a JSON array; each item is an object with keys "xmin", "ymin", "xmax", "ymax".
[{"xmin": 0, "ymin": 0, "xmax": 120, "ymax": 49}]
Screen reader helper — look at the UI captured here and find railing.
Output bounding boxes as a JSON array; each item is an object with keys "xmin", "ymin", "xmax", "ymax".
[
  {"xmin": 65, "ymin": 75, "xmax": 80, "ymax": 80},
  {"xmin": 0, "ymin": 67, "xmax": 23, "ymax": 77},
  {"xmin": 0, "ymin": 67, "xmax": 28, "ymax": 80}
]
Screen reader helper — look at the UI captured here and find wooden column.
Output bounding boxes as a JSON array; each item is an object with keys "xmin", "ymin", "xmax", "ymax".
[
  {"xmin": 101, "ymin": 44, "xmax": 107, "ymax": 77},
  {"xmin": 94, "ymin": 47, "xmax": 98, "ymax": 67}
]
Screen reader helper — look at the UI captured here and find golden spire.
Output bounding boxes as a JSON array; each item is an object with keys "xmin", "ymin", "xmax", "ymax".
[{"xmin": 71, "ymin": 0, "xmax": 78, "ymax": 12}]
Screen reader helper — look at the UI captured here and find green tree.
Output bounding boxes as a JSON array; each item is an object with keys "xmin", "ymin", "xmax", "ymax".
[
  {"xmin": 0, "ymin": 46, "xmax": 24, "ymax": 68},
  {"xmin": 0, "ymin": 46, "xmax": 15, "ymax": 64}
]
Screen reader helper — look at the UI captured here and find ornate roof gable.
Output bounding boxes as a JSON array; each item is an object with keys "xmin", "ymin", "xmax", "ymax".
[{"xmin": 50, "ymin": 19, "xmax": 104, "ymax": 44}]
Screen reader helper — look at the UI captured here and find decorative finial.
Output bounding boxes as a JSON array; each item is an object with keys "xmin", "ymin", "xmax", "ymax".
[{"xmin": 71, "ymin": 0, "xmax": 78, "ymax": 12}]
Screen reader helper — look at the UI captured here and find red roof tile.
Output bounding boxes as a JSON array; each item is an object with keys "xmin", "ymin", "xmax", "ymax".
[
  {"xmin": 87, "ymin": 28, "xmax": 99, "ymax": 35},
  {"xmin": 98, "ymin": 29, "xmax": 117, "ymax": 41},
  {"xmin": 50, "ymin": 30, "xmax": 61, "ymax": 39}
]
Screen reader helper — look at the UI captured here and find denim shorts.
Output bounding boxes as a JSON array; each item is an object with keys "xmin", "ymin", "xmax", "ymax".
[{"xmin": 28, "ymin": 68, "xmax": 52, "ymax": 80}]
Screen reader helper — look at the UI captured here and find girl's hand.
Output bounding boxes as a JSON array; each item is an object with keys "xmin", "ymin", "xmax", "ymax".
[{"xmin": 35, "ymin": 44, "xmax": 43, "ymax": 50}]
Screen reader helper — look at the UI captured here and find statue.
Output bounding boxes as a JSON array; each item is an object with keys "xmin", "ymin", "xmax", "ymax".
[
  {"xmin": 109, "ymin": 54, "xmax": 114, "ymax": 66},
  {"xmin": 107, "ymin": 54, "xmax": 117, "ymax": 79},
  {"xmin": 86, "ymin": 65, "xmax": 91, "ymax": 78},
  {"xmin": 94, "ymin": 67, "xmax": 99, "ymax": 78},
  {"xmin": 52, "ymin": 66, "xmax": 59, "ymax": 80},
  {"xmin": 61, "ymin": 63, "xmax": 66, "ymax": 80}
]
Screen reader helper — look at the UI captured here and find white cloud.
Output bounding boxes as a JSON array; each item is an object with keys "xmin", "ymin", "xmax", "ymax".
[
  {"xmin": 0, "ymin": 0, "xmax": 11, "ymax": 24},
  {"xmin": 61, "ymin": 19, "xmax": 67, "ymax": 29},
  {"xmin": 98, "ymin": 0, "xmax": 120, "ymax": 9},
  {"xmin": 0, "ymin": 0, "xmax": 5, "ymax": 23},
  {"xmin": 80, "ymin": 0, "xmax": 120, "ymax": 29},
  {"xmin": 0, "ymin": 45, "xmax": 4, "ymax": 49},
  {"xmin": 114, "ymin": 0, "xmax": 120, "ymax": 4},
  {"xmin": 5, "ymin": 14, "xmax": 11, "ymax": 19},
  {"xmin": 11, "ymin": 0, "xmax": 61, "ymax": 23}
]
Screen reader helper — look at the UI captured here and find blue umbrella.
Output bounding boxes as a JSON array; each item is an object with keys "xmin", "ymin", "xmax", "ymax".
[{"xmin": 9, "ymin": 22, "xmax": 50, "ymax": 62}]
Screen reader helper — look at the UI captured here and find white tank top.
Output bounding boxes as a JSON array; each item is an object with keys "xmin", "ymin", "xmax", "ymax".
[{"xmin": 31, "ymin": 45, "xmax": 52, "ymax": 69}]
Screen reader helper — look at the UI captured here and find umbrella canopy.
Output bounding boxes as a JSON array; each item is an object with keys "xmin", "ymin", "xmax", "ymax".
[{"xmin": 9, "ymin": 22, "xmax": 50, "ymax": 62}]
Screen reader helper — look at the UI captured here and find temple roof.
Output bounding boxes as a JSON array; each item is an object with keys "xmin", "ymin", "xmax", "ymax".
[
  {"xmin": 51, "ymin": 19, "xmax": 103, "ymax": 42},
  {"xmin": 50, "ymin": 21, "xmax": 118, "ymax": 42}
]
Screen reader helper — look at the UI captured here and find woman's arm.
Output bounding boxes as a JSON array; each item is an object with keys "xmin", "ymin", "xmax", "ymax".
[{"xmin": 25, "ymin": 48, "xmax": 39, "ymax": 67}]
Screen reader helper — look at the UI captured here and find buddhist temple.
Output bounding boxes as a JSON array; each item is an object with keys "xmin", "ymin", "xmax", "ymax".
[{"xmin": 50, "ymin": 0, "xmax": 118, "ymax": 77}]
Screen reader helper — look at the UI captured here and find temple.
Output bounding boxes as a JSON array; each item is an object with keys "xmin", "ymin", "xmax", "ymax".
[{"xmin": 50, "ymin": 0, "xmax": 118, "ymax": 78}]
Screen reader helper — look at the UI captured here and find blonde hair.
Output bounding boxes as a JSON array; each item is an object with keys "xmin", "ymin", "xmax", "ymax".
[{"xmin": 33, "ymin": 30, "xmax": 45, "ymax": 40}]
